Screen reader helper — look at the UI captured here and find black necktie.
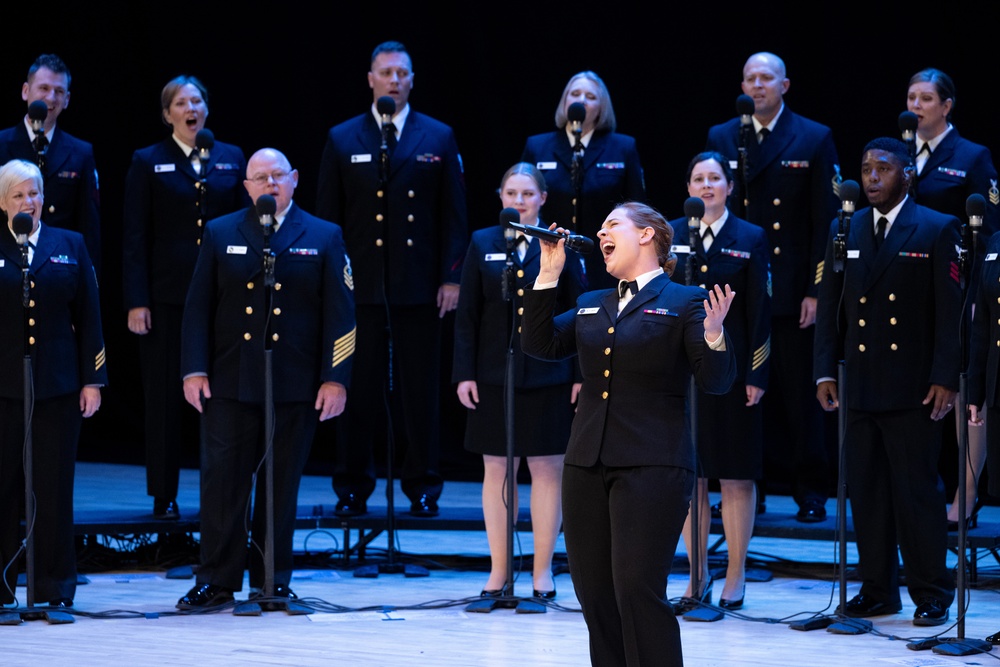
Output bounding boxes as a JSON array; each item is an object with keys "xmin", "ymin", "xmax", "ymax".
[
  {"xmin": 702, "ymin": 227, "xmax": 714, "ymax": 252},
  {"xmin": 917, "ymin": 143, "xmax": 931, "ymax": 156},
  {"xmin": 618, "ymin": 279, "xmax": 638, "ymax": 299},
  {"xmin": 874, "ymin": 216, "xmax": 887, "ymax": 250},
  {"xmin": 758, "ymin": 128, "xmax": 770, "ymax": 144}
]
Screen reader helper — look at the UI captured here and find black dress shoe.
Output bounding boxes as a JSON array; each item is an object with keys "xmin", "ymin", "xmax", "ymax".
[
  {"xmin": 249, "ymin": 584, "xmax": 297, "ymax": 611},
  {"xmin": 480, "ymin": 589, "xmax": 504, "ymax": 598},
  {"xmin": 153, "ymin": 498, "xmax": 180, "ymax": 520},
  {"xmin": 836, "ymin": 593, "xmax": 902, "ymax": 618},
  {"xmin": 334, "ymin": 493, "xmax": 367, "ymax": 517},
  {"xmin": 532, "ymin": 588, "xmax": 557, "ymax": 600},
  {"xmin": 48, "ymin": 598, "xmax": 73, "ymax": 608},
  {"xmin": 796, "ymin": 502, "xmax": 827, "ymax": 523},
  {"xmin": 986, "ymin": 629, "xmax": 1000, "ymax": 645},
  {"xmin": 913, "ymin": 598, "xmax": 949, "ymax": 626},
  {"xmin": 409, "ymin": 494, "xmax": 439, "ymax": 517},
  {"xmin": 719, "ymin": 586, "xmax": 745, "ymax": 610},
  {"xmin": 176, "ymin": 583, "xmax": 235, "ymax": 610}
]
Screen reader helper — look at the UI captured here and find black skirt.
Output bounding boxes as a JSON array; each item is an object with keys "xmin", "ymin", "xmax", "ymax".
[
  {"xmin": 696, "ymin": 385, "xmax": 764, "ymax": 480},
  {"xmin": 463, "ymin": 384, "xmax": 575, "ymax": 457}
]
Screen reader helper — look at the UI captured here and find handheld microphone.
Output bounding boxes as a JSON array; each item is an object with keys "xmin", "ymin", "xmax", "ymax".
[
  {"xmin": 12, "ymin": 212, "xmax": 34, "ymax": 245},
  {"xmin": 27, "ymin": 100, "xmax": 48, "ymax": 132},
  {"xmin": 737, "ymin": 94, "xmax": 755, "ymax": 128},
  {"xmin": 256, "ymin": 194, "xmax": 277, "ymax": 234},
  {"xmin": 195, "ymin": 128, "xmax": 215, "ymax": 161},
  {"xmin": 506, "ymin": 216, "xmax": 594, "ymax": 255},
  {"xmin": 967, "ymin": 193, "xmax": 986, "ymax": 230}
]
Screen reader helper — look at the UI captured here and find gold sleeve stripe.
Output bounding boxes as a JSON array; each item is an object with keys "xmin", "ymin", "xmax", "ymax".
[
  {"xmin": 814, "ymin": 260, "xmax": 824, "ymax": 285},
  {"xmin": 332, "ymin": 327, "xmax": 356, "ymax": 368},
  {"xmin": 95, "ymin": 347, "xmax": 106, "ymax": 372},
  {"xmin": 751, "ymin": 337, "xmax": 770, "ymax": 372}
]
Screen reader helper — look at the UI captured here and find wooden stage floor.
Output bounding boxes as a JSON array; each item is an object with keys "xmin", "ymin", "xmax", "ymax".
[{"xmin": 4, "ymin": 462, "xmax": 1000, "ymax": 666}]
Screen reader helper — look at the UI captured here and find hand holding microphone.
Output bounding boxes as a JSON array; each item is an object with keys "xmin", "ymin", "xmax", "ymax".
[{"xmin": 504, "ymin": 207, "xmax": 594, "ymax": 255}]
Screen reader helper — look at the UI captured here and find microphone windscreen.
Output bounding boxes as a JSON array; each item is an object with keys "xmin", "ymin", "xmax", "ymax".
[
  {"xmin": 840, "ymin": 180, "xmax": 861, "ymax": 204},
  {"xmin": 376, "ymin": 96, "xmax": 396, "ymax": 117},
  {"xmin": 736, "ymin": 94, "xmax": 755, "ymax": 117},
  {"xmin": 567, "ymin": 102, "xmax": 586, "ymax": 124},
  {"xmin": 256, "ymin": 194, "xmax": 277, "ymax": 218},
  {"xmin": 967, "ymin": 193, "xmax": 987, "ymax": 218},
  {"xmin": 898, "ymin": 111, "xmax": 918, "ymax": 133},
  {"xmin": 12, "ymin": 212, "xmax": 34, "ymax": 236},
  {"xmin": 683, "ymin": 196, "xmax": 705, "ymax": 220},
  {"xmin": 499, "ymin": 207, "xmax": 520, "ymax": 227},
  {"xmin": 27, "ymin": 100, "xmax": 48, "ymax": 123},
  {"xmin": 195, "ymin": 128, "xmax": 215, "ymax": 151}
]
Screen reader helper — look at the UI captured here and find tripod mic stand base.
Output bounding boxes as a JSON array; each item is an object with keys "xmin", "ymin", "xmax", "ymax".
[
  {"xmin": 789, "ymin": 616, "xmax": 834, "ymax": 631},
  {"xmin": 515, "ymin": 599, "xmax": 546, "ymax": 614},
  {"xmin": 0, "ymin": 607, "xmax": 75, "ymax": 624},
  {"xmin": 683, "ymin": 607, "xmax": 724, "ymax": 622},
  {"xmin": 907, "ymin": 637, "xmax": 994, "ymax": 655},
  {"xmin": 826, "ymin": 617, "xmax": 872, "ymax": 634},
  {"xmin": 353, "ymin": 562, "xmax": 429, "ymax": 578}
]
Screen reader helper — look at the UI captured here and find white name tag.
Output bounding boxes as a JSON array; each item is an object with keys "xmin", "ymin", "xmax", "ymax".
[
  {"xmin": 0, "ymin": 260, "xmax": 4, "ymax": 267},
  {"xmin": 536, "ymin": 161, "xmax": 557, "ymax": 170},
  {"xmin": 987, "ymin": 253, "xmax": 998, "ymax": 262},
  {"xmin": 227, "ymin": 245, "xmax": 248, "ymax": 254},
  {"xmin": 485, "ymin": 253, "xmax": 506, "ymax": 261},
  {"xmin": 155, "ymin": 163, "xmax": 176, "ymax": 172},
  {"xmin": 671, "ymin": 244, "xmax": 692, "ymax": 254},
  {"xmin": 578, "ymin": 307, "xmax": 600, "ymax": 315},
  {"xmin": 847, "ymin": 249, "xmax": 860, "ymax": 258},
  {"xmin": 728, "ymin": 160, "xmax": 739, "ymax": 170},
  {"xmin": 351, "ymin": 154, "xmax": 373, "ymax": 163}
]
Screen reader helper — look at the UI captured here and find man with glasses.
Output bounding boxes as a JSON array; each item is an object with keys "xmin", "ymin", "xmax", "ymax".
[{"xmin": 176, "ymin": 147, "xmax": 356, "ymax": 609}]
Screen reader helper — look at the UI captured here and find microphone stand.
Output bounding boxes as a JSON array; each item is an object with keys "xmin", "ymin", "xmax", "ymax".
[
  {"xmin": 737, "ymin": 123, "xmax": 752, "ymax": 219},
  {"xmin": 353, "ymin": 119, "xmax": 428, "ymax": 579},
  {"xmin": 467, "ymin": 233, "xmax": 544, "ymax": 614},
  {"xmin": 911, "ymin": 223, "xmax": 992, "ymax": 656},
  {"xmin": 679, "ymin": 224, "xmax": 721, "ymax": 622},
  {"xmin": 791, "ymin": 217, "xmax": 870, "ymax": 635},
  {"xmin": 31, "ymin": 131, "xmax": 47, "ymax": 173},
  {"xmin": 570, "ymin": 129, "xmax": 584, "ymax": 230},
  {"xmin": 0, "ymin": 241, "xmax": 72, "ymax": 625}
]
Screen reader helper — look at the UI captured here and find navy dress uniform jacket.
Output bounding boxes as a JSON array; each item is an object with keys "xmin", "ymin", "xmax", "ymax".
[
  {"xmin": 521, "ymin": 272, "xmax": 736, "ymax": 471},
  {"xmin": 669, "ymin": 214, "xmax": 771, "ymax": 390},
  {"xmin": 0, "ymin": 123, "xmax": 101, "ymax": 274},
  {"xmin": 316, "ymin": 110, "xmax": 468, "ymax": 306},
  {"xmin": 180, "ymin": 204, "xmax": 356, "ymax": 400},
  {"xmin": 521, "ymin": 130, "xmax": 645, "ymax": 290},
  {"xmin": 916, "ymin": 128, "xmax": 999, "ymax": 237},
  {"xmin": 453, "ymin": 226, "xmax": 584, "ymax": 389},
  {"xmin": 0, "ymin": 224, "xmax": 106, "ymax": 398},
  {"xmin": 123, "ymin": 137, "xmax": 249, "ymax": 309},
  {"xmin": 706, "ymin": 108, "xmax": 840, "ymax": 317},
  {"xmin": 814, "ymin": 198, "xmax": 962, "ymax": 409}
]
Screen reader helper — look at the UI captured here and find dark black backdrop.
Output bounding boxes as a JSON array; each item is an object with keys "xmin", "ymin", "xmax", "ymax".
[{"xmin": 5, "ymin": 4, "xmax": 995, "ymax": 482}]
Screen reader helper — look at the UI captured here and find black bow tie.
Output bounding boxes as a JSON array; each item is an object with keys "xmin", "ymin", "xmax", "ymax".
[{"xmin": 618, "ymin": 279, "xmax": 638, "ymax": 299}]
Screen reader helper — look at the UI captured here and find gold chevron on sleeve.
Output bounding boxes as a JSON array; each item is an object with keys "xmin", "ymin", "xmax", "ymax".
[
  {"xmin": 751, "ymin": 337, "xmax": 770, "ymax": 372},
  {"xmin": 331, "ymin": 327, "xmax": 356, "ymax": 368},
  {"xmin": 814, "ymin": 260, "xmax": 824, "ymax": 285},
  {"xmin": 95, "ymin": 347, "xmax": 106, "ymax": 372}
]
